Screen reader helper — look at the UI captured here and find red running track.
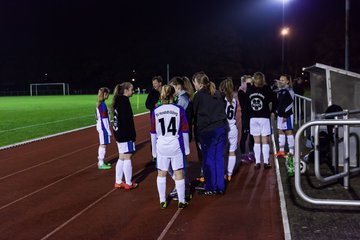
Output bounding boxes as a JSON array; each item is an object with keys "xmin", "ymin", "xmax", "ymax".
[{"xmin": 0, "ymin": 113, "xmax": 284, "ymax": 239}]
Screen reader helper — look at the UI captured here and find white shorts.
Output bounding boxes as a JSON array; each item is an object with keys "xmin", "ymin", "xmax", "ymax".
[
  {"xmin": 277, "ymin": 115, "xmax": 293, "ymax": 131},
  {"xmin": 250, "ymin": 118, "xmax": 271, "ymax": 136},
  {"xmin": 157, "ymin": 153, "xmax": 184, "ymax": 171},
  {"xmin": 98, "ymin": 130, "xmax": 111, "ymax": 145},
  {"xmin": 117, "ymin": 141, "xmax": 136, "ymax": 154},
  {"xmin": 228, "ymin": 125, "xmax": 238, "ymax": 152}
]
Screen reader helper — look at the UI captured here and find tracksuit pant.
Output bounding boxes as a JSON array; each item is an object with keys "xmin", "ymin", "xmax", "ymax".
[{"xmin": 200, "ymin": 127, "xmax": 226, "ymax": 192}]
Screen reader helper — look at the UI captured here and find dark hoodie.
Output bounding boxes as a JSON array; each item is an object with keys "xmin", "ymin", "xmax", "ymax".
[{"xmin": 192, "ymin": 88, "xmax": 227, "ymax": 133}]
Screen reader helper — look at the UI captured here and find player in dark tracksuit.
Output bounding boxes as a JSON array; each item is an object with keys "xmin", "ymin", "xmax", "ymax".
[
  {"xmin": 145, "ymin": 76, "xmax": 163, "ymax": 162},
  {"xmin": 192, "ymin": 72, "xmax": 227, "ymax": 195},
  {"xmin": 275, "ymin": 74, "xmax": 295, "ymax": 156},
  {"xmin": 238, "ymin": 75, "xmax": 255, "ymax": 162}
]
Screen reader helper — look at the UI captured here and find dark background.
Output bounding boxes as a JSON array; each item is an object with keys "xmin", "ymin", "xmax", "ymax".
[{"xmin": 0, "ymin": 0, "xmax": 359, "ymax": 93}]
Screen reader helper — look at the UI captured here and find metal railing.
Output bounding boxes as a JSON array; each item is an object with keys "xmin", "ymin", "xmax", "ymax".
[
  {"xmin": 293, "ymin": 94, "xmax": 312, "ymax": 136},
  {"xmin": 294, "ymin": 111, "xmax": 360, "ymax": 206}
]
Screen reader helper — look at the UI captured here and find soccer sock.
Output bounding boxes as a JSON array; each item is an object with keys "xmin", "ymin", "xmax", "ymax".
[
  {"xmin": 287, "ymin": 135, "xmax": 295, "ymax": 154},
  {"xmin": 157, "ymin": 176, "xmax": 167, "ymax": 203},
  {"xmin": 254, "ymin": 143, "xmax": 261, "ymax": 164},
  {"xmin": 227, "ymin": 156, "xmax": 236, "ymax": 176},
  {"xmin": 97, "ymin": 146, "xmax": 106, "ymax": 166},
  {"xmin": 123, "ymin": 160, "xmax": 133, "ymax": 185},
  {"xmin": 115, "ymin": 159, "xmax": 124, "ymax": 184},
  {"xmin": 175, "ymin": 179, "xmax": 186, "ymax": 203},
  {"xmin": 279, "ymin": 134, "xmax": 285, "ymax": 152},
  {"xmin": 262, "ymin": 144, "xmax": 270, "ymax": 164}
]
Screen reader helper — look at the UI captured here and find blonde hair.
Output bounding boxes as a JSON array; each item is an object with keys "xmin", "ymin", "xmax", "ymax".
[
  {"xmin": 253, "ymin": 72, "xmax": 266, "ymax": 88},
  {"xmin": 160, "ymin": 85, "xmax": 175, "ymax": 104},
  {"xmin": 97, "ymin": 87, "xmax": 110, "ymax": 107},
  {"xmin": 192, "ymin": 72, "xmax": 216, "ymax": 96},
  {"xmin": 111, "ymin": 82, "xmax": 133, "ymax": 112},
  {"xmin": 219, "ymin": 78, "xmax": 234, "ymax": 105},
  {"xmin": 241, "ymin": 75, "xmax": 252, "ymax": 83}
]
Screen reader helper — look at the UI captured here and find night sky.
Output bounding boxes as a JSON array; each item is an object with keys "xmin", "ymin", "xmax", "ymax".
[{"xmin": 0, "ymin": 0, "xmax": 359, "ymax": 91}]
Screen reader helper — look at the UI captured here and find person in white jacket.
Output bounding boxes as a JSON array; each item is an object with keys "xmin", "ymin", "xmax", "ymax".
[{"xmin": 150, "ymin": 85, "xmax": 190, "ymax": 209}]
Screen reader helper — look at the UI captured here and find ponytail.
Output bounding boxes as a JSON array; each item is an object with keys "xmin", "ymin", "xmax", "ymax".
[{"xmin": 111, "ymin": 82, "xmax": 133, "ymax": 112}]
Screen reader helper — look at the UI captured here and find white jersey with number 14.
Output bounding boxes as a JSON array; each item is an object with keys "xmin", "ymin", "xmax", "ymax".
[{"xmin": 150, "ymin": 104, "xmax": 189, "ymax": 157}]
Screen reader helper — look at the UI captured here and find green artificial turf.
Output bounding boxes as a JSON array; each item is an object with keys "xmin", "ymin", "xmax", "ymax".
[{"xmin": 0, "ymin": 94, "xmax": 148, "ymax": 147}]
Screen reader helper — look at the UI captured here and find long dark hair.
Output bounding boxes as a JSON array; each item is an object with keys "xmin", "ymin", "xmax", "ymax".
[{"xmin": 219, "ymin": 78, "xmax": 234, "ymax": 105}]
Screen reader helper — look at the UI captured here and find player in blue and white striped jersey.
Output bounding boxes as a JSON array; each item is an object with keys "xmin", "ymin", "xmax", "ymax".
[{"xmin": 96, "ymin": 87, "xmax": 112, "ymax": 170}]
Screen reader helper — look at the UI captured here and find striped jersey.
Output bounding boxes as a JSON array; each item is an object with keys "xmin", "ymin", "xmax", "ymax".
[
  {"xmin": 150, "ymin": 103, "xmax": 189, "ymax": 156},
  {"xmin": 96, "ymin": 101, "xmax": 111, "ymax": 135}
]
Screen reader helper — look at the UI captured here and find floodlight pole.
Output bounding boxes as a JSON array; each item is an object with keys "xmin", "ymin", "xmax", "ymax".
[{"xmin": 281, "ymin": 0, "xmax": 285, "ymax": 73}]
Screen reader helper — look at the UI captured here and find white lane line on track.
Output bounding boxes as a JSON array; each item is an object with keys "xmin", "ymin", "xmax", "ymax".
[
  {"xmin": 40, "ymin": 188, "xmax": 117, "ymax": 240},
  {"xmin": 0, "ymin": 143, "xmax": 97, "ymax": 181},
  {"xmin": 0, "ymin": 111, "xmax": 149, "ymax": 151},
  {"xmin": 0, "ymin": 162, "xmax": 96, "ymax": 211},
  {"xmin": 157, "ymin": 209, "xmax": 182, "ymax": 240},
  {"xmin": 0, "ymin": 138, "xmax": 149, "ymax": 211},
  {"xmin": 0, "ymin": 115, "xmax": 95, "ymax": 133},
  {"xmin": 40, "ymin": 166, "xmax": 146, "ymax": 240},
  {"xmin": 271, "ymin": 132, "xmax": 292, "ymax": 240}
]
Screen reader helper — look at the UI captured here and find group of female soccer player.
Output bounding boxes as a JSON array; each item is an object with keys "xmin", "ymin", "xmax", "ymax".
[{"xmin": 95, "ymin": 72, "xmax": 295, "ymax": 209}]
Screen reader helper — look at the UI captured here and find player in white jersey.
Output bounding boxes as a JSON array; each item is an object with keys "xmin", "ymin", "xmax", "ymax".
[
  {"xmin": 220, "ymin": 78, "xmax": 238, "ymax": 182},
  {"xmin": 150, "ymin": 85, "xmax": 190, "ymax": 209},
  {"xmin": 96, "ymin": 87, "xmax": 112, "ymax": 170}
]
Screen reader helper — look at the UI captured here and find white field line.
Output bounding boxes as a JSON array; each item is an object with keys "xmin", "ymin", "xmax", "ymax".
[
  {"xmin": 0, "ymin": 135, "xmax": 149, "ymax": 211},
  {"xmin": 0, "ymin": 115, "xmax": 94, "ymax": 133},
  {"xmin": 0, "ymin": 162, "xmax": 97, "ymax": 211},
  {"xmin": 271, "ymin": 132, "xmax": 292, "ymax": 240},
  {"xmin": 40, "ymin": 166, "xmax": 146, "ymax": 240},
  {"xmin": 157, "ymin": 209, "xmax": 182, "ymax": 240},
  {"xmin": 0, "ymin": 111, "xmax": 149, "ymax": 151},
  {"xmin": 0, "ymin": 143, "xmax": 97, "ymax": 181}
]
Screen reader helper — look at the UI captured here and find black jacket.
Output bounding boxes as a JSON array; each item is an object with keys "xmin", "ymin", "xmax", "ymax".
[
  {"xmin": 145, "ymin": 89, "xmax": 160, "ymax": 112},
  {"xmin": 247, "ymin": 84, "xmax": 276, "ymax": 119},
  {"xmin": 193, "ymin": 88, "xmax": 227, "ymax": 133},
  {"xmin": 113, "ymin": 95, "xmax": 136, "ymax": 142}
]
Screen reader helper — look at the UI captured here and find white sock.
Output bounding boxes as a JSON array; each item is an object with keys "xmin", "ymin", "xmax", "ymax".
[
  {"xmin": 98, "ymin": 146, "xmax": 106, "ymax": 166},
  {"xmin": 227, "ymin": 156, "xmax": 236, "ymax": 176},
  {"xmin": 123, "ymin": 160, "xmax": 133, "ymax": 185},
  {"xmin": 115, "ymin": 159, "xmax": 124, "ymax": 184},
  {"xmin": 279, "ymin": 134, "xmax": 285, "ymax": 152},
  {"xmin": 157, "ymin": 176, "xmax": 167, "ymax": 202},
  {"xmin": 254, "ymin": 143, "xmax": 261, "ymax": 164},
  {"xmin": 175, "ymin": 179, "xmax": 186, "ymax": 203},
  {"xmin": 287, "ymin": 135, "xmax": 294, "ymax": 154},
  {"xmin": 262, "ymin": 144, "xmax": 270, "ymax": 164}
]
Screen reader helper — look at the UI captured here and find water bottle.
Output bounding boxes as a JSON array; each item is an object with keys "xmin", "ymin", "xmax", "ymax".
[{"xmin": 286, "ymin": 153, "xmax": 294, "ymax": 177}]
